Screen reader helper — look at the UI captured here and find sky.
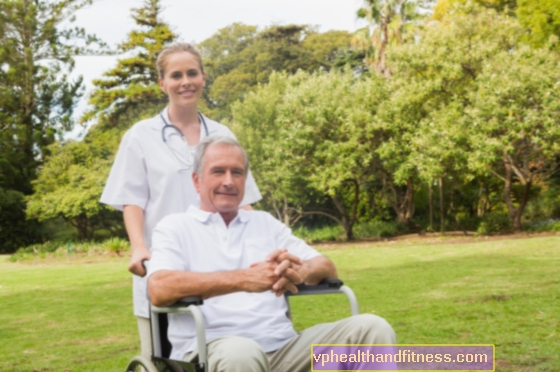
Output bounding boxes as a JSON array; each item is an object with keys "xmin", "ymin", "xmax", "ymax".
[{"xmin": 67, "ymin": 0, "xmax": 367, "ymax": 138}]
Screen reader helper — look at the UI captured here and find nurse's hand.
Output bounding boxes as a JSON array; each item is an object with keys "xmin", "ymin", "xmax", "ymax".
[{"xmin": 129, "ymin": 244, "xmax": 151, "ymax": 277}]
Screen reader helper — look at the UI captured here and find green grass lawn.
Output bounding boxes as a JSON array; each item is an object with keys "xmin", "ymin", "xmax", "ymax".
[{"xmin": 1, "ymin": 236, "xmax": 558, "ymax": 371}]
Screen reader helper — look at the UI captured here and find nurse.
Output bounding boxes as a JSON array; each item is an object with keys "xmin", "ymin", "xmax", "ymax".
[{"xmin": 100, "ymin": 42, "xmax": 261, "ymax": 357}]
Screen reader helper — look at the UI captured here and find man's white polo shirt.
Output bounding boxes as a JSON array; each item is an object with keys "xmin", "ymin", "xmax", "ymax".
[{"xmin": 147, "ymin": 206, "xmax": 322, "ymax": 360}]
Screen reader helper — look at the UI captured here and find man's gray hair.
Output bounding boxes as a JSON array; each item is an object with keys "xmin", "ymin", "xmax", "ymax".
[{"xmin": 194, "ymin": 136, "xmax": 249, "ymax": 176}]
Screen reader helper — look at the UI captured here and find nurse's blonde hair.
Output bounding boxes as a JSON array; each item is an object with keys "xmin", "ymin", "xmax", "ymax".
[{"xmin": 156, "ymin": 42, "xmax": 205, "ymax": 78}]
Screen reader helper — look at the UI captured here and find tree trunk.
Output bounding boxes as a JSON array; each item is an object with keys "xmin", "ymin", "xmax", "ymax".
[
  {"xmin": 477, "ymin": 183, "xmax": 485, "ymax": 217},
  {"xmin": 503, "ymin": 157, "xmax": 532, "ymax": 232},
  {"xmin": 387, "ymin": 176, "xmax": 415, "ymax": 226},
  {"xmin": 331, "ymin": 180, "xmax": 359, "ymax": 241},
  {"xmin": 428, "ymin": 182, "xmax": 434, "ymax": 231},
  {"xmin": 283, "ymin": 198, "xmax": 290, "ymax": 227},
  {"xmin": 439, "ymin": 177, "xmax": 445, "ymax": 232},
  {"xmin": 378, "ymin": 16, "xmax": 390, "ymax": 77}
]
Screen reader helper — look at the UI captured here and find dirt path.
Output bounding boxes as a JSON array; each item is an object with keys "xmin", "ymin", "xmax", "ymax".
[{"xmin": 313, "ymin": 231, "xmax": 560, "ymax": 249}]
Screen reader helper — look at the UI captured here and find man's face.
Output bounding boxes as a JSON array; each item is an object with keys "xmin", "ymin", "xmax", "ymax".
[{"xmin": 193, "ymin": 143, "xmax": 246, "ymax": 216}]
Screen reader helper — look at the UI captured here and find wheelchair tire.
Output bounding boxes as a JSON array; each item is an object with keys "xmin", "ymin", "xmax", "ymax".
[{"xmin": 126, "ymin": 355, "xmax": 159, "ymax": 372}]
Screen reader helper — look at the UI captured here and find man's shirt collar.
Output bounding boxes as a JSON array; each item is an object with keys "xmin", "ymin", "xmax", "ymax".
[{"xmin": 186, "ymin": 205, "xmax": 250, "ymax": 224}]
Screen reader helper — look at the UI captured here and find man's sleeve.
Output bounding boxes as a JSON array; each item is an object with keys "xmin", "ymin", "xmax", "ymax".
[
  {"xmin": 147, "ymin": 216, "xmax": 188, "ymax": 278},
  {"xmin": 272, "ymin": 215, "xmax": 321, "ymax": 261}
]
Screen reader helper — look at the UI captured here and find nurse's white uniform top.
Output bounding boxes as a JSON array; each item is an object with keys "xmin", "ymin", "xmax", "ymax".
[{"xmin": 100, "ymin": 108, "xmax": 262, "ymax": 318}]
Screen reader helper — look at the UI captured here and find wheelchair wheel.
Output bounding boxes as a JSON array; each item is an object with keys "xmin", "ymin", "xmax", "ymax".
[{"xmin": 126, "ymin": 355, "xmax": 159, "ymax": 372}]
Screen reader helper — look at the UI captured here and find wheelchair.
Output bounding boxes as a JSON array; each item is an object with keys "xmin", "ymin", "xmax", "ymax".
[{"xmin": 125, "ymin": 278, "xmax": 359, "ymax": 372}]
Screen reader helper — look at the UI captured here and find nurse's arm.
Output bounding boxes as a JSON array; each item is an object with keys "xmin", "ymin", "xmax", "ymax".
[
  {"xmin": 123, "ymin": 204, "xmax": 151, "ymax": 277},
  {"xmin": 148, "ymin": 262, "xmax": 281, "ymax": 307}
]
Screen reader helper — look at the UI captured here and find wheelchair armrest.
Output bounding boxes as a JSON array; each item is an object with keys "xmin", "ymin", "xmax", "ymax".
[
  {"xmin": 285, "ymin": 278, "xmax": 343, "ymax": 297},
  {"xmin": 151, "ymin": 299, "xmax": 207, "ymax": 368},
  {"xmin": 284, "ymin": 278, "xmax": 359, "ymax": 316},
  {"xmin": 174, "ymin": 296, "xmax": 204, "ymax": 307}
]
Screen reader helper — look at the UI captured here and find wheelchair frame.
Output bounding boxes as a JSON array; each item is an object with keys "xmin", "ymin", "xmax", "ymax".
[{"xmin": 125, "ymin": 278, "xmax": 359, "ymax": 372}]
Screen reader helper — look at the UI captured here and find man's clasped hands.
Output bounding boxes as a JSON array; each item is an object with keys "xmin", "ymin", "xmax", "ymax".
[{"xmin": 248, "ymin": 249, "xmax": 310, "ymax": 297}]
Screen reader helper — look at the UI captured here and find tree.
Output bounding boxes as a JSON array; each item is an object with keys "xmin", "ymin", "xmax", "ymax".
[
  {"xmin": 230, "ymin": 72, "xmax": 311, "ymax": 227},
  {"xmin": 466, "ymin": 45, "xmax": 560, "ymax": 231},
  {"xmin": 0, "ymin": 188, "xmax": 41, "ymax": 253},
  {"xmin": 81, "ymin": 0, "xmax": 176, "ymax": 130},
  {"xmin": 516, "ymin": 0, "xmax": 560, "ymax": 51},
  {"xmin": 0, "ymin": 0, "xmax": 104, "ymax": 251},
  {"xmin": 432, "ymin": 0, "xmax": 517, "ymax": 20},
  {"xmin": 27, "ymin": 0, "xmax": 175, "ymax": 239},
  {"xmin": 354, "ymin": 0, "xmax": 431, "ymax": 76},
  {"xmin": 280, "ymin": 71, "xmax": 389, "ymax": 239},
  {"xmin": 199, "ymin": 24, "xmax": 354, "ymax": 121},
  {"xmin": 233, "ymin": 70, "xmax": 388, "ymax": 239},
  {"xmin": 387, "ymin": 2, "xmax": 560, "ymax": 231},
  {"xmin": 26, "ymin": 139, "xmax": 121, "ymax": 240},
  {"xmin": 0, "ymin": 0, "xmax": 104, "ymax": 192},
  {"xmin": 380, "ymin": 2, "xmax": 522, "ymax": 229}
]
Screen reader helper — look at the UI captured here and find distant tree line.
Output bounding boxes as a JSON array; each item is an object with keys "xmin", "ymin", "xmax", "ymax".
[{"xmin": 1, "ymin": 0, "xmax": 559, "ymax": 252}]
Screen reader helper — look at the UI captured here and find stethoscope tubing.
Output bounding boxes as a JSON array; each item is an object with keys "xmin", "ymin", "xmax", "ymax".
[{"xmin": 160, "ymin": 111, "xmax": 209, "ymax": 143}]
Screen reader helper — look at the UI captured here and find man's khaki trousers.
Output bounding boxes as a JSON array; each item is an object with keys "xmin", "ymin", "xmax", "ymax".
[{"xmin": 184, "ymin": 314, "xmax": 396, "ymax": 372}]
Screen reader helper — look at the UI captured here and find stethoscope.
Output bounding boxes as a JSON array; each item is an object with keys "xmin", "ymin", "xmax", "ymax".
[
  {"xmin": 159, "ymin": 111, "xmax": 209, "ymax": 171},
  {"xmin": 160, "ymin": 110, "xmax": 209, "ymax": 142}
]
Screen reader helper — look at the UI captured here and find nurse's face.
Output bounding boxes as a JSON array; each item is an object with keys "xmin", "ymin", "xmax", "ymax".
[
  {"xmin": 158, "ymin": 51, "xmax": 206, "ymax": 108},
  {"xmin": 193, "ymin": 144, "xmax": 247, "ymax": 222}
]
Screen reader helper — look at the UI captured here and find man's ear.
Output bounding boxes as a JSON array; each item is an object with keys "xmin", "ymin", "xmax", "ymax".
[{"xmin": 192, "ymin": 171, "xmax": 200, "ymax": 193}]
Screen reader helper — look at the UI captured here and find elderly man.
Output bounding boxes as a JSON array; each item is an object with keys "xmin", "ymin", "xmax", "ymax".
[{"xmin": 147, "ymin": 136, "xmax": 396, "ymax": 372}]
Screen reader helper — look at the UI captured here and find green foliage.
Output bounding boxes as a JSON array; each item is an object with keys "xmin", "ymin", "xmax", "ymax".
[
  {"xmin": 233, "ymin": 70, "xmax": 390, "ymax": 239},
  {"xmin": 432, "ymin": 0, "xmax": 517, "ymax": 20},
  {"xmin": 292, "ymin": 219, "xmax": 404, "ymax": 244},
  {"xmin": 104, "ymin": 237, "xmax": 130, "ymax": 256},
  {"xmin": 8, "ymin": 238, "xmax": 131, "ymax": 262},
  {"xmin": 199, "ymin": 24, "xmax": 354, "ymax": 121},
  {"xmin": 524, "ymin": 185, "xmax": 560, "ymax": 223},
  {"xmin": 354, "ymin": 0, "xmax": 430, "ymax": 75},
  {"xmin": 475, "ymin": 213, "xmax": 512, "ymax": 235},
  {"xmin": 466, "ymin": 44, "xmax": 560, "ymax": 229},
  {"xmin": 527, "ymin": 219, "xmax": 560, "ymax": 233},
  {"xmin": 81, "ymin": 0, "xmax": 176, "ymax": 130},
  {"xmin": 516, "ymin": 0, "xmax": 560, "ymax": 50},
  {"xmin": 385, "ymin": 3, "xmax": 560, "ymax": 231},
  {"xmin": 0, "ymin": 0, "xmax": 106, "ymax": 249},
  {"xmin": 0, "ymin": 0, "xmax": 105, "ymax": 194},
  {"xmin": 0, "ymin": 188, "xmax": 41, "ymax": 253},
  {"xmin": 25, "ymin": 139, "xmax": 119, "ymax": 240},
  {"xmin": 353, "ymin": 219, "xmax": 405, "ymax": 238},
  {"xmin": 292, "ymin": 225, "xmax": 346, "ymax": 244},
  {"xmin": 27, "ymin": 0, "xmax": 176, "ymax": 239}
]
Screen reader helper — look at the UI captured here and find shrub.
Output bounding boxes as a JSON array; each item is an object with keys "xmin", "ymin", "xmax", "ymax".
[
  {"xmin": 292, "ymin": 225, "xmax": 345, "ymax": 243},
  {"xmin": 0, "ymin": 188, "xmax": 42, "ymax": 254},
  {"xmin": 104, "ymin": 237, "xmax": 130, "ymax": 256},
  {"xmin": 8, "ymin": 237, "xmax": 130, "ymax": 262},
  {"xmin": 476, "ymin": 213, "xmax": 512, "ymax": 235},
  {"xmin": 527, "ymin": 219, "xmax": 560, "ymax": 232},
  {"xmin": 353, "ymin": 220, "xmax": 403, "ymax": 239}
]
